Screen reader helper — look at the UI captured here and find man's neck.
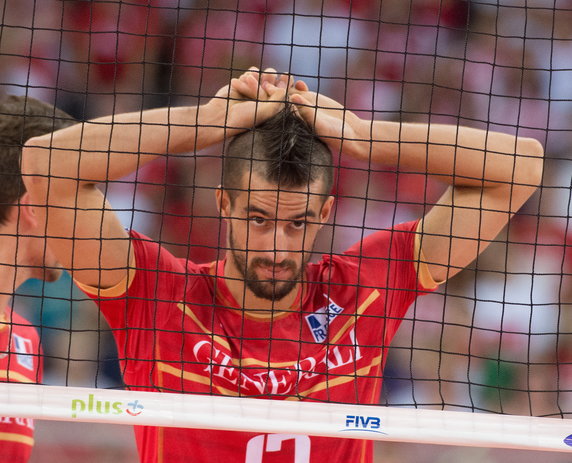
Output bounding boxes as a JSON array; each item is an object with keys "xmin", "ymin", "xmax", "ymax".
[
  {"xmin": 0, "ymin": 235, "xmax": 26, "ymax": 312},
  {"xmin": 0, "ymin": 233, "xmax": 29, "ymax": 346},
  {"xmin": 0, "ymin": 258, "xmax": 12, "ymax": 326},
  {"xmin": 0, "ymin": 266, "xmax": 16, "ymax": 316}
]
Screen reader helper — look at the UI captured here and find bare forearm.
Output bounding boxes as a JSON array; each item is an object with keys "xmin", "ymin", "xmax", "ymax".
[
  {"xmin": 22, "ymin": 104, "xmax": 226, "ymax": 188},
  {"xmin": 360, "ymin": 120, "xmax": 544, "ymax": 189},
  {"xmin": 291, "ymin": 90, "xmax": 543, "ymax": 190}
]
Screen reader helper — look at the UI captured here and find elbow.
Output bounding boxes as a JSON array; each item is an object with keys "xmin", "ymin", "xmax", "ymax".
[
  {"xmin": 521, "ymin": 136, "xmax": 544, "ymax": 160},
  {"xmin": 517, "ymin": 137, "xmax": 544, "ymax": 189}
]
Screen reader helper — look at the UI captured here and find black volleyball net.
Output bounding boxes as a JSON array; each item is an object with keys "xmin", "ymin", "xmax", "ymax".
[{"xmin": 0, "ymin": 0, "xmax": 571, "ymax": 458}]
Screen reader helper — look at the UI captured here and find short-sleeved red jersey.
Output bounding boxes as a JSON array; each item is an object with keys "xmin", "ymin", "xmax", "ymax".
[
  {"xmin": 0, "ymin": 310, "xmax": 42, "ymax": 462},
  {"xmin": 81, "ymin": 220, "xmax": 433, "ymax": 462}
]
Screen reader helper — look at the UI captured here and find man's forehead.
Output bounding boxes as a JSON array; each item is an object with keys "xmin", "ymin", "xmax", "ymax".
[
  {"xmin": 238, "ymin": 172, "xmax": 325, "ymax": 196},
  {"xmin": 230, "ymin": 174, "xmax": 326, "ymax": 216}
]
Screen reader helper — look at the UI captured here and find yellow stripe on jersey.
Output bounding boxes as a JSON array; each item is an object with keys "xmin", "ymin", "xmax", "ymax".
[
  {"xmin": 0, "ymin": 431, "xmax": 34, "ymax": 447},
  {"xmin": 176, "ymin": 303, "xmax": 231, "ymax": 351},
  {"xmin": 215, "ymin": 291, "xmax": 292, "ymax": 322},
  {"xmin": 360, "ymin": 439, "xmax": 368, "ymax": 463},
  {"xmin": 235, "ymin": 309, "xmax": 291, "ymax": 322},
  {"xmin": 73, "ymin": 252, "xmax": 136, "ymax": 297},
  {"xmin": 0, "ymin": 370, "xmax": 34, "ymax": 383},
  {"xmin": 414, "ymin": 220, "xmax": 444, "ymax": 289},
  {"xmin": 158, "ymin": 425, "xmax": 164, "ymax": 463},
  {"xmin": 329, "ymin": 290, "xmax": 380, "ymax": 345},
  {"xmin": 285, "ymin": 355, "xmax": 383, "ymax": 400},
  {"xmin": 0, "ymin": 311, "xmax": 8, "ymax": 329},
  {"xmin": 235, "ymin": 357, "xmax": 300, "ymax": 368},
  {"xmin": 157, "ymin": 362, "xmax": 238, "ymax": 397},
  {"xmin": 155, "ymin": 343, "xmax": 165, "ymax": 463}
]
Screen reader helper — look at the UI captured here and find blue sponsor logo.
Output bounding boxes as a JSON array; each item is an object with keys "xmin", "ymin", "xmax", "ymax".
[
  {"xmin": 341, "ymin": 415, "xmax": 387, "ymax": 434},
  {"xmin": 12, "ymin": 334, "xmax": 34, "ymax": 371},
  {"xmin": 564, "ymin": 434, "xmax": 572, "ymax": 447},
  {"xmin": 305, "ymin": 295, "xmax": 345, "ymax": 343}
]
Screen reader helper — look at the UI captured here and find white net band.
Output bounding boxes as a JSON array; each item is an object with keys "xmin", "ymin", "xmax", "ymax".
[{"xmin": 1, "ymin": 383, "xmax": 571, "ymax": 453}]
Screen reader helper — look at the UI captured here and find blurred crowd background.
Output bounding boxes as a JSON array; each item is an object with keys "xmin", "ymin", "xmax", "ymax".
[{"xmin": 1, "ymin": 0, "xmax": 572, "ymax": 461}]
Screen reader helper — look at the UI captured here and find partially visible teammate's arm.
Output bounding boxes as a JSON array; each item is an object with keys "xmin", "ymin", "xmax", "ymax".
[
  {"xmin": 22, "ymin": 69, "xmax": 289, "ymax": 289},
  {"xmin": 290, "ymin": 90, "xmax": 544, "ymax": 283}
]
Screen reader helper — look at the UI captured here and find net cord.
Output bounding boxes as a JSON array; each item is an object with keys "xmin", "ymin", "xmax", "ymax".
[{"xmin": 1, "ymin": 383, "xmax": 570, "ymax": 452}]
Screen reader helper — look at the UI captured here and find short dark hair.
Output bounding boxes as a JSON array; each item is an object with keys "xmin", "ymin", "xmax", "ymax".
[
  {"xmin": 223, "ymin": 107, "xmax": 333, "ymax": 201},
  {"xmin": 0, "ymin": 95, "xmax": 76, "ymax": 225}
]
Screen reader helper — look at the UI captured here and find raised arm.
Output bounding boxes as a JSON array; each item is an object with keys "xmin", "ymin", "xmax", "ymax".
[
  {"xmin": 290, "ymin": 90, "xmax": 544, "ymax": 283},
  {"xmin": 22, "ymin": 69, "xmax": 289, "ymax": 289}
]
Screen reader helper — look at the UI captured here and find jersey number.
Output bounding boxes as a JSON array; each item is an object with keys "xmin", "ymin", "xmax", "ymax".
[{"xmin": 245, "ymin": 434, "xmax": 311, "ymax": 462}]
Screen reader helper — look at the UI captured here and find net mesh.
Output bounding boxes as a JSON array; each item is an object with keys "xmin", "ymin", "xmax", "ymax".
[{"xmin": 0, "ymin": 0, "xmax": 571, "ymax": 459}]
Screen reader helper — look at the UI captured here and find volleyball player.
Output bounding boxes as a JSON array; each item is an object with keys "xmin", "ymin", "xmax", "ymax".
[
  {"xmin": 0, "ymin": 95, "xmax": 75, "ymax": 462},
  {"xmin": 21, "ymin": 68, "xmax": 544, "ymax": 462}
]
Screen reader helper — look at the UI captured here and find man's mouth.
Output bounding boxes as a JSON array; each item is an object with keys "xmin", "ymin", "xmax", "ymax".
[{"xmin": 257, "ymin": 265, "xmax": 292, "ymax": 280}]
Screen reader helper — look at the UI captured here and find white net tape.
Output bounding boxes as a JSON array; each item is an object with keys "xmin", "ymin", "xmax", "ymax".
[{"xmin": 1, "ymin": 383, "xmax": 571, "ymax": 453}]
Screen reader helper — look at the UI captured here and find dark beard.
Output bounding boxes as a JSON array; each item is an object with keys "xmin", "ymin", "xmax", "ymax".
[{"xmin": 229, "ymin": 227, "xmax": 307, "ymax": 301}]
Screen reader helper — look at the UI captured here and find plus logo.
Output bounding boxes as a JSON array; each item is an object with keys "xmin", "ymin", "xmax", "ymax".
[
  {"xmin": 126, "ymin": 400, "xmax": 144, "ymax": 416},
  {"xmin": 71, "ymin": 394, "xmax": 145, "ymax": 419},
  {"xmin": 341, "ymin": 415, "xmax": 386, "ymax": 434}
]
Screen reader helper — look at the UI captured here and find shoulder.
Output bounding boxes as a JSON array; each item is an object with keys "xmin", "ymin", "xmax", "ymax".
[
  {"xmin": 77, "ymin": 230, "xmax": 206, "ymax": 300},
  {"xmin": 7, "ymin": 312, "xmax": 39, "ymax": 344},
  {"xmin": 343, "ymin": 220, "xmax": 419, "ymax": 259},
  {"xmin": 316, "ymin": 220, "xmax": 419, "ymax": 273},
  {"xmin": 129, "ymin": 229, "xmax": 210, "ymax": 277},
  {"xmin": 7, "ymin": 311, "xmax": 33, "ymax": 326},
  {"xmin": 310, "ymin": 220, "xmax": 422, "ymax": 289},
  {"xmin": 130, "ymin": 230, "xmax": 184, "ymax": 270}
]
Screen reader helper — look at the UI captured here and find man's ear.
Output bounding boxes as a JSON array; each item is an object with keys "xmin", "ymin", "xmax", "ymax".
[
  {"xmin": 319, "ymin": 195, "xmax": 335, "ymax": 227},
  {"xmin": 215, "ymin": 186, "xmax": 232, "ymax": 219},
  {"xmin": 12, "ymin": 193, "xmax": 38, "ymax": 229}
]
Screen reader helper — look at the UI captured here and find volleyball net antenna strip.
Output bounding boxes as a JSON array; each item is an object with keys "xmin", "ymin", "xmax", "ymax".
[{"xmin": 0, "ymin": 0, "xmax": 571, "ymax": 453}]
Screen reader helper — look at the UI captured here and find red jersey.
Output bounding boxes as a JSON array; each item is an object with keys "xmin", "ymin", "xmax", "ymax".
[
  {"xmin": 80, "ymin": 220, "xmax": 434, "ymax": 462},
  {"xmin": 0, "ymin": 310, "xmax": 42, "ymax": 463}
]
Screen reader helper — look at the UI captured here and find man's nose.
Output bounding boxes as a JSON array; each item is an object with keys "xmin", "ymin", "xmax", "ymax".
[{"xmin": 267, "ymin": 226, "xmax": 289, "ymax": 263}]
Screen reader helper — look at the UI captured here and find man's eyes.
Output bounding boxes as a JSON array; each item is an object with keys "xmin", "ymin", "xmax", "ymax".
[
  {"xmin": 248, "ymin": 217, "xmax": 307, "ymax": 229},
  {"xmin": 250, "ymin": 216, "xmax": 266, "ymax": 225}
]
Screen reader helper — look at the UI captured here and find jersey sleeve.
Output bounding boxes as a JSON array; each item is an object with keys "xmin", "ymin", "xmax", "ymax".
[
  {"xmin": 344, "ymin": 219, "xmax": 436, "ymax": 289},
  {"xmin": 341, "ymin": 220, "xmax": 437, "ymax": 340}
]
